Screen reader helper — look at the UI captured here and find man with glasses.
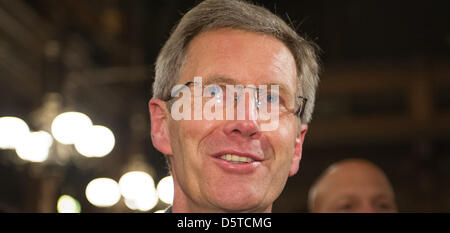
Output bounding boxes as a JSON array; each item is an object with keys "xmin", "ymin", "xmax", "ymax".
[{"xmin": 149, "ymin": 0, "xmax": 320, "ymax": 213}]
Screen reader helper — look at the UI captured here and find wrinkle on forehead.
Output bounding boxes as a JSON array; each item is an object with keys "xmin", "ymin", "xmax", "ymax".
[{"xmin": 183, "ymin": 28, "xmax": 298, "ymax": 97}]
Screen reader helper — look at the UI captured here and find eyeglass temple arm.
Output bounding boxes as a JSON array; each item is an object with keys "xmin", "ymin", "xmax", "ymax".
[{"xmin": 295, "ymin": 97, "xmax": 308, "ymax": 117}]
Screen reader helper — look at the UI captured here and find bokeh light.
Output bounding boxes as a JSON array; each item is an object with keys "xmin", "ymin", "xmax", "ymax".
[
  {"xmin": 57, "ymin": 195, "xmax": 81, "ymax": 213},
  {"xmin": 119, "ymin": 171, "xmax": 158, "ymax": 211},
  {"xmin": 85, "ymin": 178, "xmax": 121, "ymax": 207},
  {"xmin": 15, "ymin": 131, "xmax": 53, "ymax": 163},
  {"xmin": 0, "ymin": 116, "xmax": 30, "ymax": 149},
  {"xmin": 74, "ymin": 125, "xmax": 115, "ymax": 157},
  {"xmin": 156, "ymin": 176, "xmax": 174, "ymax": 205},
  {"xmin": 124, "ymin": 194, "xmax": 158, "ymax": 212},
  {"xmin": 51, "ymin": 112, "xmax": 93, "ymax": 145}
]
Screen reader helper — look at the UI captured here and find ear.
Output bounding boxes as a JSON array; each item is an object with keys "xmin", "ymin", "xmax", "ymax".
[
  {"xmin": 289, "ymin": 124, "xmax": 308, "ymax": 176},
  {"xmin": 149, "ymin": 98, "xmax": 172, "ymax": 155}
]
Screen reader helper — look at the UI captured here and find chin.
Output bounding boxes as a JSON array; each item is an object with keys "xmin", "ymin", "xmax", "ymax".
[
  {"xmin": 214, "ymin": 200, "xmax": 266, "ymax": 213},
  {"xmin": 209, "ymin": 187, "xmax": 269, "ymax": 212}
]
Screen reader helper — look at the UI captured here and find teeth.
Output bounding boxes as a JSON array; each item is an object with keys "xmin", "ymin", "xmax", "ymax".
[{"xmin": 219, "ymin": 154, "xmax": 254, "ymax": 163}]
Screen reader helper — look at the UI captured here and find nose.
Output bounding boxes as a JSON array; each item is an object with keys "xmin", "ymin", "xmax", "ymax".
[{"xmin": 223, "ymin": 90, "xmax": 260, "ymax": 138}]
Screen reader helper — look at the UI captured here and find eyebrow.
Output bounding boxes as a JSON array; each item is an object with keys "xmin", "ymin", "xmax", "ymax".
[
  {"xmin": 203, "ymin": 76, "xmax": 238, "ymax": 86},
  {"xmin": 203, "ymin": 75, "xmax": 295, "ymax": 98}
]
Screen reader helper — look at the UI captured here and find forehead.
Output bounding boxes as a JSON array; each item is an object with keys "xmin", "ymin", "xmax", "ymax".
[
  {"xmin": 181, "ymin": 28, "xmax": 298, "ymax": 95},
  {"xmin": 319, "ymin": 165, "xmax": 394, "ymax": 200}
]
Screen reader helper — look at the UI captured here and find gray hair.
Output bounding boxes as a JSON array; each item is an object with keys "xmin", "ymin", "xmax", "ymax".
[{"xmin": 153, "ymin": 0, "xmax": 320, "ymax": 124}]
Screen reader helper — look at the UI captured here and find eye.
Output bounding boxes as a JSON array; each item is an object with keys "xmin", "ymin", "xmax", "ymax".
[
  {"xmin": 204, "ymin": 85, "xmax": 223, "ymax": 98},
  {"xmin": 259, "ymin": 90, "xmax": 279, "ymax": 104},
  {"xmin": 266, "ymin": 93, "xmax": 279, "ymax": 103},
  {"xmin": 376, "ymin": 202, "xmax": 394, "ymax": 211}
]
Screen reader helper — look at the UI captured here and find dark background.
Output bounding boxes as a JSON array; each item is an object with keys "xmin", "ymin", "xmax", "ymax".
[{"xmin": 0, "ymin": 0, "xmax": 449, "ymax": 212}]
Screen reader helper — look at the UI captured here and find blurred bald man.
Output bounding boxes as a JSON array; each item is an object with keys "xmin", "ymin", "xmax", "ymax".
[{"xmin": 308, "ymin": 159, "xmax": 398, "ymax": 213}]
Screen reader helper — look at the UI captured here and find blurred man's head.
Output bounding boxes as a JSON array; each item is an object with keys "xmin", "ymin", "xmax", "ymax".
[{"xmin": 308, "ymin": 158, "xmax": 397, "ymax": 213}]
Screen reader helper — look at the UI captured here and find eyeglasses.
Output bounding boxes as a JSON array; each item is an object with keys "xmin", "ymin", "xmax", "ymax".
[{"xmin": 166, "ymin": 81, "xmax": 307, "ymax": 119}]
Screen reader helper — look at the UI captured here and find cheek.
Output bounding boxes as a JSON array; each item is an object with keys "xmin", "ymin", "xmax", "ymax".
[
  {"xmin": 168, "ymin": 119, "xmax": 220, "ymax": 166},
  {"xmin": 264, "ymin": 121, "xmax": 297, "ymax": 186},
  {"xmin": 168, "ymin": 119, "xmax": 225, "ymax": 200},
  {"xmin": 271, "ymin": 120, "xmax": 296, "ymax": 158},
  {"xmin": 262, "ymin": 124, "xmax": 297, "ymax": 203}
]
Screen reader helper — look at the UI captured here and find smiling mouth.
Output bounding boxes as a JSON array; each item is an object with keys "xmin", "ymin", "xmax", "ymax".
[{"xmin": 219, "ymin": 154, "xmax": 255, "ymax": 163}]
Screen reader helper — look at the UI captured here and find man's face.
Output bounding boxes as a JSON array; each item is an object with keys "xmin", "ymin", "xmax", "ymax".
[
  {"xmin": 150, "ymin": 28, "xmax": 306, "ymax": 212},
  {"xmin": 312, "ymin": 162, "xmax": 398, "ymax": 213}
]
